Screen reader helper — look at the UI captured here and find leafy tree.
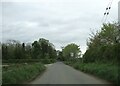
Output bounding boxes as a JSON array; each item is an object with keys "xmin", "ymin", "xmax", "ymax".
[
  {"xmin": 57, "ymin": 50, "xmax": 64, "ymax": 61},
  {"xmin": 62, "ymin": 43, "xmax": 81, "ymax": 60},
  {"xmin": 32, "ymin": 41, "xmax": 41, "ymax": 59},
  {"xmin": 32, "ymin": 38, "xmax": 57, "ymax": 59},
  {"xmin": 84, "ymin": 23, "xmax": 120, "ymax": 63},
  {"xmin": 2, "ymin": 43, "xmax": 8, "ymax": 60},
  {"xmin": 5, "ymin": 40, "xmax": 18, "ymax": 59},
  {"xmin": 39, "ymin": 38, "xmax": 49, "ymax": 58},
  {"xmin": 14, "ymin": 43, "xmax": 23, "ymax": 59},
  {"xmin": 25, "ymin": 43, "xmax": 32, "ymax": 59}
]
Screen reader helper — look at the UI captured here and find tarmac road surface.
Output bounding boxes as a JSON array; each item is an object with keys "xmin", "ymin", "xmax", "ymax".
[{"xmin": 30, "ymin": 62, "xmax": 112, "ymax": 84}]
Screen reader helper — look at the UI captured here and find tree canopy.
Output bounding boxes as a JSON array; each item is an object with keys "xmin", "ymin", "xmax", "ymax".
[
  {"xmin": 2, "ymin": 38, "xmax": 57, "ymax": 60},
  {"xmin": 83, "ymin": 23, "xmax": 120, "ymax": 63},
  {"xmin": 62, "ymin": 43, "xmax": 81, "ymax": 60}
]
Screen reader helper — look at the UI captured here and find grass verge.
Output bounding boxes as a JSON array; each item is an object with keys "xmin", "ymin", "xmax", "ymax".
[
  {"xmin": 64, "ymin": 61, "xmax": 119, "ymax": 85},
  {"xmin": 2, "ymin": 62, "xmax": 46, "ymax": 84}
]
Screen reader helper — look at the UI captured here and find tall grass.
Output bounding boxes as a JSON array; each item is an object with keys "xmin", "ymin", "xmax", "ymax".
[
  {"xmin": 65, "ymin": 61, "xmax": 119, "ymax": 85},
  {"xmin": 2, "ymin": 63, "xmax": 46, "ymax": 84}
]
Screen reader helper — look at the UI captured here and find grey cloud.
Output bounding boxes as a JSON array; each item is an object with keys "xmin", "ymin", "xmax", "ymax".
[{"xmin": 2, "ymin": 0, "xmax": 118, "ymax": 53}]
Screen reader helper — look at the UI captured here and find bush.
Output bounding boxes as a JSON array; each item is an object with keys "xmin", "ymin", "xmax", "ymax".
[{"xmin": 2, "ymin": 63, "xmax": 46, "ymax": 84}]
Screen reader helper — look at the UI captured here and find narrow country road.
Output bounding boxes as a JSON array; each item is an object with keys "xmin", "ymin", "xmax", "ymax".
[{"xmin": 30, "ymin": 62, "xmax": 111, "ymax": 84}]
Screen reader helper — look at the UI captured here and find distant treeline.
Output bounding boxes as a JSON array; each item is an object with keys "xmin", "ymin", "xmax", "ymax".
[{"xmin": 2, "ymin": 38, "xmax": 57, "ymax": 60}]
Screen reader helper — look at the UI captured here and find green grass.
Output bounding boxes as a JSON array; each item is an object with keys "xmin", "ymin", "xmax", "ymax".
[
  {"xmin": 65, "ymin": 61, "xmax": 119, "ymax": 85},
  {"xmin": 2, "ymin": 62, "xmax": 46, "ymax": 84}
]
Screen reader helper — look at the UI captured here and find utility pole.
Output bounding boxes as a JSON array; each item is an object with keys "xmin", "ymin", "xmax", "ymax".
[{"xmin": 118, "ymin": 1, "xmax": 120, "ymax": 25}]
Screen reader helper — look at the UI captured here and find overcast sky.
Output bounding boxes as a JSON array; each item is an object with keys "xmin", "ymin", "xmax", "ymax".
[{"xmin": 1, "ymin": 0, "xmax": 119, "ymax": 54}]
